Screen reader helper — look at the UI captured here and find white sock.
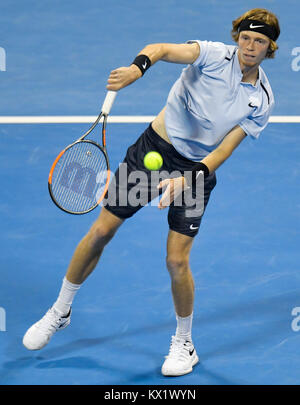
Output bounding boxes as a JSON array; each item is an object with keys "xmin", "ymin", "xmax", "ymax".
[
  {"xmin": 53, "ymin": 277, "xmax": 81, "ymax": 316},
  {"xmin": 175, "ymin": 312, "xmax": 193, "ymax": 342}
]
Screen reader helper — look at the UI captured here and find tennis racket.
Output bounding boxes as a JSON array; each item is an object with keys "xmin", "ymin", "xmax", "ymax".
[{"xmin": 48, "ymin": 90, "xmax": 117, "ymax": 214}]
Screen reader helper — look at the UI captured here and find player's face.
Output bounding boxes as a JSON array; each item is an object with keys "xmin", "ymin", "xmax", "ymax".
[{"xmin": 238, "ymin": 31, "xmax": 270, "ymax": 67}]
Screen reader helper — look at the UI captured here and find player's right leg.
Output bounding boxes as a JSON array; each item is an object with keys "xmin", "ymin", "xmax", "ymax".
[
  {"xmin": 22, "ymin": 207, "xmax": 123, "ymax": 351},
  {"xmin": 64, "ymin": 206, "xmax": 124, "ymax": 285}
]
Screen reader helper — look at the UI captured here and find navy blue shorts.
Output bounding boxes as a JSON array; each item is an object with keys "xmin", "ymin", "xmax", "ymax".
[{"xmin": 104, "ymin": 124, "xmax": 217, "ymax": 237}]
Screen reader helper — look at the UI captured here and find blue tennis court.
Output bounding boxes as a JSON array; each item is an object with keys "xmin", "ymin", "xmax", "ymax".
[{"xmin": 0, "ymin": 0, "xmax": 300, "ymax": 385}]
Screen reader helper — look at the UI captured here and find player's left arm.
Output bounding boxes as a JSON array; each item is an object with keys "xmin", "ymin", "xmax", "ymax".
[
  {"xmin": 157, "ymin": 125, "xmax": 247, "ymax": 209},
  {"xmin": 200, "ymin": 125, "xmax": 247, "ymax": 173}
]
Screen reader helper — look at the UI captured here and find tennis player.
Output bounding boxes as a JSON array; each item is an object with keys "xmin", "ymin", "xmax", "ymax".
[{"xmin": 23, "ymin": 8, "xmax": 280, "ymax": 377}]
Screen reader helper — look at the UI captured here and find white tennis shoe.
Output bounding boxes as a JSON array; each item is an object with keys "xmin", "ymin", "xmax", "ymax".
[
  {"xmin": 23, "ymin": 307, "xmax": 71, "ymax": 350},
  {"xmin": 161, "ymin": 335, "xmax": 199, "ymax": 376}
]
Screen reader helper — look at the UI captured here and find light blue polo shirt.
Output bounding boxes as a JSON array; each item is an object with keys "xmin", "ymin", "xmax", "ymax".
[{"xmin": 164, "ymin": 40, "xmax": 275, "ymax": 161}]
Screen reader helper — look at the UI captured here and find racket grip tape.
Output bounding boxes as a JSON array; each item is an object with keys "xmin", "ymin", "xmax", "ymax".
[{"xmin": 101, "ymin": 91, "xmax": 117, "ymax": 115}]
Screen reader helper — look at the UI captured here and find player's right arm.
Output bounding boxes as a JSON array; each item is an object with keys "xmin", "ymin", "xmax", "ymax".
[
  {"xmin": 138, "ymin": 42, "xmax": 200, "ymax": 65},
  {"xmin": 106, "ymin": 42, "xmax": 200, "ymax": 91}
]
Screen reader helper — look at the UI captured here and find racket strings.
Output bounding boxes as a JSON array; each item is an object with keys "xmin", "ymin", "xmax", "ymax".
[{"xmin": 51, "ymin": 141, "xmax": 108, "ymax": 213}]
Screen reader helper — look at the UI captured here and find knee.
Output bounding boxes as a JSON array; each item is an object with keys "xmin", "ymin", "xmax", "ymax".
[
  {"xmin": 166, "ymin": 254, "xmax": 189, "ymax": 278},
  {"xmin": 88, "ymin": 223, "xmax": 116, "ymax": 249}
]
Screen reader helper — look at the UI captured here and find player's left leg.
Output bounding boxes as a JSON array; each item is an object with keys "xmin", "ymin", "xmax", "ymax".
[
  {"xmin": 161, "ymin": 230, "xmax": 199, "ymax": 376},
  {"xmin": 166, "ymin": 230, "xmax": 195, "ymax": 317}
]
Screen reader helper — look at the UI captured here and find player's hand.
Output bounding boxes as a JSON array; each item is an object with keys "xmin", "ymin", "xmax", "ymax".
[
  {"xmin": 157, "ymin": 176, "xmax": 189, "ymax": 209},
  {"xmin": 106, "ymin": 65, "xmax": 142, "ymax": 91}
]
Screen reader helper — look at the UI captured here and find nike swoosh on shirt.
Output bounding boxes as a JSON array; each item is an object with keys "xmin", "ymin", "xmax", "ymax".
[
  {"xmin": 249, "ymin": 23, "xmax": 265, "ymax": 29},
  {"xmin": 248, "ymin": 102, "xmax": 256, "ymax": 108},
  {"xmin": 190, "ymin": 224, "xmax": 199, "ymax": 230},
  {"xmin": 189, "ymin": 349, "xmax": 195, "ymax": 356}
]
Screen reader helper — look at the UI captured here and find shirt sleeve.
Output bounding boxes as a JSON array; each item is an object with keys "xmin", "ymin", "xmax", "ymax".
[
  {"xmin": 239, "ymin": 95, "xmax": 274, "ymax": 139},
  {"xmin": 186, "ymin": 40, "xmax": 230, "ymax": 69}
]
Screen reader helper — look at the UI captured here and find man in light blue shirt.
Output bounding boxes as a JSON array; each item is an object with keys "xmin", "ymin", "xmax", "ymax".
[
  {"xmin": 23, "ymin": 8, "xmax": 280, "ymax": 379},
  {"xmin": 165, "ymin": 39, "xmax": 274, "ymax": 161}
]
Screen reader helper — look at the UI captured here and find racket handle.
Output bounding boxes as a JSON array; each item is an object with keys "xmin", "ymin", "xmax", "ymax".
[{"xmin": 101, "ymin": 91, "xmax": 117, "ymax": 115}]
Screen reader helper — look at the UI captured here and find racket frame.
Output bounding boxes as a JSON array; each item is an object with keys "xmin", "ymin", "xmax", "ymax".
[{"xmin": 48, "ymin": 112, "xmax": 111, "ymax": 215}]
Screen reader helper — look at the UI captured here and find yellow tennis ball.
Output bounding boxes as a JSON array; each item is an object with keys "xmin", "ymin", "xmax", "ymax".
[{"xmin": 143, "ymin": 151, "xmax": 163, "ymax": 171}]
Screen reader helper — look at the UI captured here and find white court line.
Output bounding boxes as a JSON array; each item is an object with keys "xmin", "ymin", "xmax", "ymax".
[
  {"xmin": 0, "ymin": 116, "xmax": 156, "ymax": 124},
  {"xmin": 0, "ymin": 115, "xmax": 299, "ymax": 124}
]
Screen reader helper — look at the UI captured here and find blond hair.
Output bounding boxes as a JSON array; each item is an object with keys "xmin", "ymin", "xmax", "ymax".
[{"xmin": 231, "ymin": 8, "xmax": 280, "ymax": 59}]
